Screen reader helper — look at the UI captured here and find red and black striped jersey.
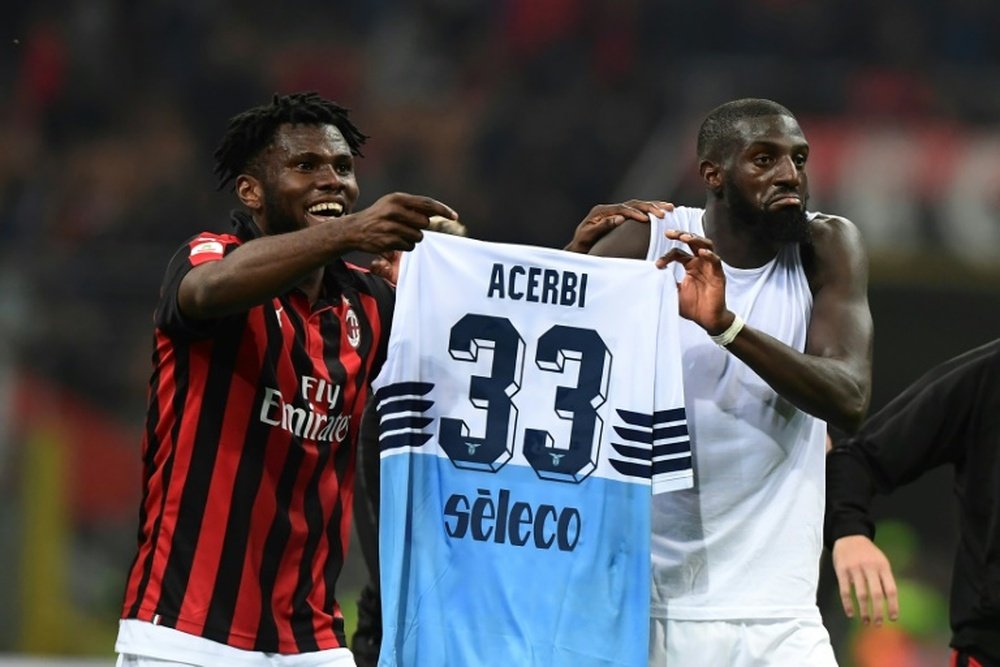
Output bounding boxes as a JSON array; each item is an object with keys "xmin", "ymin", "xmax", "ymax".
[{"xmin": 121, "ymin": 213, "xmax": 394, "ymax": 653}]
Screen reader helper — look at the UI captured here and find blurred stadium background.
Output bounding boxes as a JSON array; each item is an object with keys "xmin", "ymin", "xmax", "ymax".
[{"xmin": 2, "ymin": 1, "xmax": 1000, "ymax": 665}]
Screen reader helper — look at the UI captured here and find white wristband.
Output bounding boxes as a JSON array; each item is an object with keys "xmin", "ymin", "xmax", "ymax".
[{"xmin": 709, "ymin": 314, "xmax": 745, "ymax": 347}]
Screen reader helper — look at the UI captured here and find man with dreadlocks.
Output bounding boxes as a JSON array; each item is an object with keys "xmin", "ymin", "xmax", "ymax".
[
  {"xmin": 114, "ymin": 92, "xmax": 456, "ymax": 667},
  {"xmin": 567, "ymin": 98, "xmax": 874, "ymax": 665}
]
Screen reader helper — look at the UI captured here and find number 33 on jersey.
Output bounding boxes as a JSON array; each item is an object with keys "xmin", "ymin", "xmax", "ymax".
[{"xmin": 372, "ymin": 232, "xmax": 692, "ymax": 667}]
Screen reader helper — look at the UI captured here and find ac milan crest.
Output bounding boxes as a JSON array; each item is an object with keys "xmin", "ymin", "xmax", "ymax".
[{"xmin": 344, "ymin": 298, "xmax": 361, "ymax": 348}]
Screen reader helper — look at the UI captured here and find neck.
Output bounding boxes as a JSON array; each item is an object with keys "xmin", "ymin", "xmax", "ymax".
[{"xmin": 300, "ymin": 269, "xmax": 324, "ymax": 304}]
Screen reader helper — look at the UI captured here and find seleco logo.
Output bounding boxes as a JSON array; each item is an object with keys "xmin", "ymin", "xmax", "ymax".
[{"xmin": 443, "ymin": 487, "xmax": 581, "ymax": 552}]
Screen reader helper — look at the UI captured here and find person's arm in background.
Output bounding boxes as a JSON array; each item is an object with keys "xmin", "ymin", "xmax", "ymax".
[
  {"xmin": 564, "ymin": 200, "xmax": 672, "ymax": 257},
  {"xmin": 825, "ymin": 341, "xmax": 997, "ymax": 625}
]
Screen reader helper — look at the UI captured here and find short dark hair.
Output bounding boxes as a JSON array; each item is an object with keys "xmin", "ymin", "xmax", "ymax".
[
  {"xmin": 213, "ymin": 91, "xmax": 368, "ymax": 190},
  {"xmin": 696, "ymin": 98, "xmax": 795, "ymax": 162}
]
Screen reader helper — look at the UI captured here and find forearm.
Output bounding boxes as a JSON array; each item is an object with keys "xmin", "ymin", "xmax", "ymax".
[
  {"xmin": 183, "ymin": 222, "xmax": 355, "ymax": 317},
  {"xmin": 726, "ymin": 324, "xmax": 869, "ymax": 433},
  {"xmin": 825, "ymin": 445, "xmax": 878, "ymax": 548},
  {"xmin": 587, "ymin": 219, "xmax": 650, "ymax": 259}
]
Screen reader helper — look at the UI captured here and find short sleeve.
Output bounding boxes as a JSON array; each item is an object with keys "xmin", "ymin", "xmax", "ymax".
[{"xmin": 154, "ymin": 232, "xmax": 243, "ymax": 338}]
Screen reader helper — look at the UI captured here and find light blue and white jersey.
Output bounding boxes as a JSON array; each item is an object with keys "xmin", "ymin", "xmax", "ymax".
[{"xmin": 372, "ymin": 232, "xmax": 691, "ymax": 667}]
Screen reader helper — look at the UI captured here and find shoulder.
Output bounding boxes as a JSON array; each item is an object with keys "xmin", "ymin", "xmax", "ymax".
[
  {"xmin": 946, "ymin": 338, "xmax": 1000, "ymax": 378},
  {"xmin": 186, "ymin": 231, "xmax": 243, "ymax": 249},
  {"xmin": 802, "ymin": 213, "xmax": 868, "ymax": 291},
  {"xmin": 806, "ymin": 213, "xmax": 863, "ymax": 248},
  {"xmin": 903, "ymin": 338, "xmax": 1000, "ymax": 410},
  {"xmin": 177, "ymin": 231, "xmax": 243, "ymax": 268},
  {"xmin": 805, "ymin": 212, "xmax": 866, "ymax": 259}
]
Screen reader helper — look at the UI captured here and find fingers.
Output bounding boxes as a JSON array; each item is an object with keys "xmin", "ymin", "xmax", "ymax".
[
  {"xmin": 881, "ymin": 568, "xmax": 900, "ymax": 622},
  {"xmin": 654, "ymin": 246, "xmax": 721, "ymax": 270},
  {"xmin": 836, "ymin": 562, "xmax": 898, "ymax": 626},
  {"xmin": 385, "ymin": 224, "xmax": 424, "ymax": 249},
  {"xmin": 565, "ymin": 213, "xmax": 629, "ymax": 254},
  {"xmin": 664, "ymin": 229, "xmax": 715, "ymax": 253},
  {"xmin": 849, "ymin": 567, "xmax": 873, "ymax": 624},
  {"xmin": 654, "ymin": 248, "xmax": 692, "ymax": 269},
  {"xmin": 844, "ymin": 562, "xmax": 879, "ymax": 626},
  {"xmin": 358, "ymin": 191, "xmax": 462, "ymax": 253},
  {"xmin": 862, "ymin": 566, "xmax": 886, "ymax": 625},
  {"xmin": 370, "ymin": 257, "xmax": 393, "ymax": 280},
  {"xmin": 379, "ymin": 192, "xmax": 459, "ymax": 229},
  {"xmin": 832, "ymin": 536, "xmax": 901, "ymax": 626},
  {"xmin": 402, "ymin": 193, "xmax": 458, "ymax": 221},
  {"xmin": 624, "ymin": 199, "xmax": 674, "ymax": 219},
  {"xmin": 428, "ymin": 215, "xmax": 468, "ymax": 237},
  {"xmin": 582, "ymin": 215, "xmax": 626, "ymax": 231},
  {"xmin": 836, "ymin": 570, "xmax": 856, "ymax": 619},
  {"xmin": 363, "ymin": 223, "xmax": 423, "ymax": 255},
  {"xmin": 586, "ymin": 203, "xmax": 655, "ymax": 225},
  {"xmin": 370, "ymin": 251, "xmax": 402, "ymax": 285}
]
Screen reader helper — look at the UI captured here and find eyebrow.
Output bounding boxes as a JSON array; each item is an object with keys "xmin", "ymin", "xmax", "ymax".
[
  {"xmin": 286, "ymin": 150, "xmax": 352, "ymax": 162},
  {"xmin": 745, "ymin": 139, "xmax": 809, "ymax": 152}
]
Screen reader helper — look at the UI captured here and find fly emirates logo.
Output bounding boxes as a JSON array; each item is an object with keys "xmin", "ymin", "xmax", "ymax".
[{"xmin": 259, "ymin": 376, "xmax": 351, "ymax": 443}]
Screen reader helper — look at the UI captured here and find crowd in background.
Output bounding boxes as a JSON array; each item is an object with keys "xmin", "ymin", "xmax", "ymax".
[
  {"xmin": 4, "ymin": 0, "xmax": 1000, "ymax": 412},
  {"xmin": 2, "ymin": 1, "xmax": 1000, "ymax": 662}
]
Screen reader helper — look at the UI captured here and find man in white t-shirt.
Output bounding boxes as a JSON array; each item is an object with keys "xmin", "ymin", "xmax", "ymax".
[{"xmin": 567, "ymin": 98, "xmax": 873, "ymax": 666}]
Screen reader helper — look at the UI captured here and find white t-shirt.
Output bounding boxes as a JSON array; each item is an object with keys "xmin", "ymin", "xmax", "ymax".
[{"xmin": 646, "ymin": 207, "xmax": 828, "ymax": 620}]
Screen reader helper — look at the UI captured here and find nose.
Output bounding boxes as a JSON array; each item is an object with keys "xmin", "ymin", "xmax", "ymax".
[
  {"xmin": 774, "ymin": 155, "xmax": 801, "ymax": 188},
  {"xmin": 315, "ymin": 164, "xmax": 342, "ymax": 189}
]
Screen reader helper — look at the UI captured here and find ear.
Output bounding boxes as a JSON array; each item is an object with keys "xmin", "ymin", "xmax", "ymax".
[
  {"xmin": 236, "ymin": 174, "xmax": 264, "ymax": 211},
  {"xmin": 700, "ymin": 159, "xmax": 723, "ymax": 193}
]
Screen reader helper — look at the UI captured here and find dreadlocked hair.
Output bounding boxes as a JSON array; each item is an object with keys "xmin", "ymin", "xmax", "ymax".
[
  {"xmin": 213, "ymin": 91, "xmax": 369, "ymax": 190},
  {"xmin": 696, "ymin": 98, "xmax": 794, "ymax": 162}
]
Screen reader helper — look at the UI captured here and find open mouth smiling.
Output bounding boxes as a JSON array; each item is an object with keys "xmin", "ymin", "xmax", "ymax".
[{"xmin": 306, "ymin": 201, "xmax": 345, "ymax": 222}]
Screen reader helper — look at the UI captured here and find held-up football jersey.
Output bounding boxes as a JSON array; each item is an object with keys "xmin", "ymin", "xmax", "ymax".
[{"xmin": 372, "ymin": 232, "xmax": 691, "ymax": 667}]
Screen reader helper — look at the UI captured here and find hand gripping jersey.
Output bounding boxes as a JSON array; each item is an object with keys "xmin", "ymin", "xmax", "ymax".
[{"xmin": 372, "ymin": 232, "xmax": 692, "ymax": 667}]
